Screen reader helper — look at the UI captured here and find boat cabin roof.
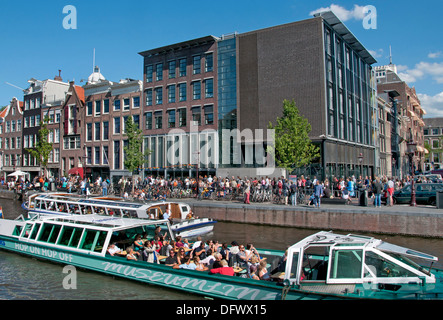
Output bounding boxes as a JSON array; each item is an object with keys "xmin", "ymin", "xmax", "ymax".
[
  {"xmin": 289, "ymin": 231, "xmax": 438, "ymax": 262},
  {"xmin": 31, "ymin": 213, "xmax": 170, "ymax": 232}
]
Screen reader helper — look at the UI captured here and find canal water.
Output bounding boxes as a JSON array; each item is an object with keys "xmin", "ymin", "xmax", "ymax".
[{"xmin": 0, "ymin": 198, "xmax": 442, "ymax": 300}]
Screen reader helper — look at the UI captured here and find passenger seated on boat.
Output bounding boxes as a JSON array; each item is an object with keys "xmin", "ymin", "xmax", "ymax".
[
  {"xmin": 107, "ymin": 243, "xmax": 122, "ymax": 256},
  {"xmin": 209, "ymin": 260, "xmax": 234, "ymax": 276},
  {"xmin": 199, "ymin": 249, "xmax": 216, "ymax": 268},
  {"xmin": 173, "ymin": 256, "xmax": 197, "ymax": 270},
  {"xmin": 212, "ymin": 253, "xmax": 223, "ymax": 269},
  {"xmin": 176, "ymin": 247, "xmax": 187, "ymax": 265},
  {"xmin": 133, "ymin": 234, "xmax": 144, "ymax": 251},
  {"xmin": 245, "ymin": 243, "xmax": 261, "ymax": 261},
  {"xmin": 247, "ymin": 264, "xmax": 260, "ymax": 280},
  {"xmin": 126, "ymin": 247, "xmax": 140, "ymax": 261},
  {"xmin": 164, "ymin": 248, "xmax": 178, "ymax": 266},
  {"xmin": 218, "ymin": 243, "xmax": 229, "ymax": 264},
  {"xmin": 258, "ymin": 260, "xmax": 271, "ymax": 281},
  {"xmin": 194, "ymin": 256, "xmax": 209, "ymax": 271},
  {"xmin": 175, "ymin": 236, "xmax": 185, "ymax": 249},
  {"xmin": 141, "ymin": 241, "xmax": 159, "ymax": 264},
  {"xmin": 193, "ymin": 241, "xmax": 207, "ymax": 260}
]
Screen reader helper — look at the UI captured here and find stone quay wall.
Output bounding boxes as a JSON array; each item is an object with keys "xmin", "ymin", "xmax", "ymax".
[{"xmin": 189, "ymin": 202, "xmax": 443, "ymax": 238}]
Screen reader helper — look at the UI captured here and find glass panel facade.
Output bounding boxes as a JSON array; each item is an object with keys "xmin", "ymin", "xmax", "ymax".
[{"xmin": 217, "ymin": 37, "xmax": 238, "ymax": 168}]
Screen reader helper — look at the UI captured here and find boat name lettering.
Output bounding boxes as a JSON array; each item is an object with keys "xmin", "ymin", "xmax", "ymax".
[
  {"xmin": 0, "ymin": 240, "xmax": 5, "ymax": 247},
  {"xmin": 101, "ymin": 262, "xmax": 277, "ymax": 300},
  {"xmin": 14, "ymin": 243, "xmax": 73, "ymax": 262}
]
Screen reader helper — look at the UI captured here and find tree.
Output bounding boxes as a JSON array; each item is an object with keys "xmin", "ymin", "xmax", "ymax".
[
  {"xmin": 268, "ymin": 99, "xmax": 320, "ymax": 170},
  {"xmin": 26, "ymin": 116, "xmax": 53, "ymax": 177},
  {"xmin": 123, "ymin": 116, "xmax": 151, "ymax": 190}
]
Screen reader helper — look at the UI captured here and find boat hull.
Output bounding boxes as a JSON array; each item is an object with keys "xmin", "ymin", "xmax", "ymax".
[
  {"xmin": 0, "ymin": 235, "xmax": 302, "ymax": 300},
  {"xmin": 171, "ymin": 219, "xmax": 217, "ymax": 238}
]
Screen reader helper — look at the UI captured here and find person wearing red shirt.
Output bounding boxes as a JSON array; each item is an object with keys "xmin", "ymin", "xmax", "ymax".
[{"xmin": 209, "ymin": 260, "xmax": 234, "ymax": 276}]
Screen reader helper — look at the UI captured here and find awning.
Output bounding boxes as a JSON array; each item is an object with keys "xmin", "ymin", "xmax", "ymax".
[
  {"xmin": 7, "ymin": 170, "xmax": 30, "ymax": 177},
  {"xmin": 68, "ymin": 167, "xmax": 84, "ymax": 179}
]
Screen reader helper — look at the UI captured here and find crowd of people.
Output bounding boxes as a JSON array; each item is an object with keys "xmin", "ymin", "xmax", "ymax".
[
  {"xmin": 2, "ymin": 171, "xmax": 441, "ymax": 208},
  {"xmin": 106, "ymin": 233, "xmax": 284, "ymax": 281}
]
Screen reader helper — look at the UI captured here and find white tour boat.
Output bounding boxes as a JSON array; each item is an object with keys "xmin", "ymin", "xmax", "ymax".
[{"xmin": 22, "ymin": 193, "xmax": 216, "ymax": 238}]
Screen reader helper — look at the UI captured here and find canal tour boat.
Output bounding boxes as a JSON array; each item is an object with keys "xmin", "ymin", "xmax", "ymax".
[
  {"xmin": 0, "ymin": 209, "xmax": 441, "ymax": 300},
  {"xmin": 22, "ymin": 193, "xmax": 216, "ymax": 238}
]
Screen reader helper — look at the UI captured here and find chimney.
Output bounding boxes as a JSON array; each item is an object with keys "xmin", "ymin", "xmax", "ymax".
[{"xmin": 54, "ymin": 70, "xmax": 63, "ymax": 81}]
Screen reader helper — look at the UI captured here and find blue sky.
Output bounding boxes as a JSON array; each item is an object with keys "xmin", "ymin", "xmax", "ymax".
[{"xmin": 0, "ymin": 0, "xmax": 442, "ymax": 116}]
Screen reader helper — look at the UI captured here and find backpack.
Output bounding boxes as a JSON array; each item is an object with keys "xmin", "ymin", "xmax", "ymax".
[{"xmin": 278, "ymin": 181, "xmax": 282, "ymax": 188}]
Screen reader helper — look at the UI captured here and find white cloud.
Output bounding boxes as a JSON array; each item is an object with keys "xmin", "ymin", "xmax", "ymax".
[
  {"xmin": 309, "ymin": 4, "xmax": 367, "ymax": 21},
  {"xmin": 368, "ymin": 49, "xmax": 383, "ymax": 58},
  {"xmin": 418, "ymin": 92, "xmax": 443, "ymax": 118},
  {"xmin": 428, "ymin": 52, "xmax": 442, "ymax": 59},
  {"xmin": 398, "ymin": 62, "xmax": 443, "ymax": 84}
]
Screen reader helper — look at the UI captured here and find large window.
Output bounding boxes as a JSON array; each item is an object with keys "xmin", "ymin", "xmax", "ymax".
[
  {"xmin": 193, "ymin": 55, "xmax": 201, "ymax": 74},
  {"xmin": 179, "ymin": 83, "xmax": 187, "ymax": 101},
  {"xmin": 168, "ymin": 60, "xmax": 176, "ymax": 79},
  {"xmin": 156, "ymin": 63, "xmax": 163, "ymax": 81},
  {"xmin": 193, "ymin": 81, "xmax": 201, "ymax": 100},
  {"xmin": 146, "ymin": 65, "xmax": 153, "ymax": 82},
  {"xmin": 179, "ymin": 58, "xmax": 187, "ymax": 77}
]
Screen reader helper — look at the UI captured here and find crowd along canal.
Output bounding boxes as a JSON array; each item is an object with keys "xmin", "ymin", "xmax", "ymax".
[{"xmin": 0, "ymin": 198, "xmax": 442, "ymax": 300}]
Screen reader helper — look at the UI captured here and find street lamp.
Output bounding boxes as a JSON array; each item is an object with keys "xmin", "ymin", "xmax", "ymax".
[
  {"xmin": 407, "ymin": 135, "xmax": 417, "ymax": 206},
  {"xmin": 358, "ymin": 153, "xmax": 364, "ymax": 178}
]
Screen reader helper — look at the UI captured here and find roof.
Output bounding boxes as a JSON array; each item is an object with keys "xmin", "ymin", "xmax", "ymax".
[
  {"xmin": 289, "ymin": 231, "xmax": 437, "ymax": 262},
  {"xmin": 138, "ymin": 35, "xmax": 219, "ymax": 57},
  {"xmin": 0, "ymin": 105, "xmax": 9, "ymax": 119},
  {"xmin": 72, "ymin": 85, "xmax": 85, "ymax": 104},
  {"xmin": 314, "ymin": 11, "xmax": 377, "ymax": 65},
  {"xmin": 424, "ymin": 117, "xmax": 443, "ymax": 127}
]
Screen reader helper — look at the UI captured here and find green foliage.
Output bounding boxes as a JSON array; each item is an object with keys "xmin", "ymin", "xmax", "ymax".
[
  {"xmin": 123, "ymin": 116, "xmax": 151, "ymax": 173},
  {"xmin": 26, "ymin": 116, "xmax": 53, "ymax": 174},
  {"xmin": 268, "ymin": 99, "xmax": 320, "ymax": 170}
]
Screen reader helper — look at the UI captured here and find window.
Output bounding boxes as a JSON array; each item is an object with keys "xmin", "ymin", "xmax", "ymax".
[
  {"xmin": 63, "ymin": 136, "xmax": 81, "ymax": 150},
  {"xmin": 146, "ymin": 65, "xmax": 153, "ymax": 82},
  {"xmin": 192, "ymin": 107, "xmax": 201, "ymax": 126},
  {"xmin": 156, "ymin": 63, "xmax": 163, "ymax": 81},
  {"xmin": 103, "ymin": 146, "xmax": 109, "ymax": 165},
  {"xmin": 424, "ymin": 129, "xmax": 429, "ymax": 135},
  {"xmin": 95, "ymin": 100, "xmax": 101, "ymax": 115},
  {"xmin": 87, "ymin": 123, "xmax": 92, "ymax": 141},
  {"xmin": 133, "ymin": 96, "xmax": 140, "ymax": 108},
  {"xmin": 432, "ymin": 128, "xmax": 439, "ymax": 135},
  {"xmin": 86, "ymin": 147, "xmax": 92, "ymax": 165},
  {"xmin": 329, "ymin": 249, "xmax": 363, "ymax": 279},
  {"xmin": 193, "ymin": 81, "xmax": 201, "ymax": 100},
  {"xmin": 204, "ymin": 105, "xmax": 214, "ymax": 125},
  {"xmin": 103, "ymin": 99, "xmax": 110, "ymax": 113},
  {"xmin": 205, "ymin": 78, "xmax": 214, "ymax": 98},
  {"xmin": 155, "ymin": 87, "xmax": 163, "ymax": 105},
  {"xmin": 95, "ymin": 146, "xmax": 100, "ymax": 165},
  {"xmin": 95, "ymin": 122, "xmax": 100, "ymax": 141},
  {"xmin": 87, "ymin": 101, "xmax": 93, "ymax": 116},
  {"xmin": 193, "ymin": 55, "xmax": 201, "ymax": 74},
  {"xmin": 54, "ymin": 148, "xmax": 60, "ymax": 163},
  {"xmin": 114, "ymin": 117, "xmax": 121, "ymax": 134},
  {"xmin": 114, "ymin": 99, "xmax": 121, "ymax": 111},
  {"xmin": 179, "ymin": 83, "xmax": 187, "ymax": 101},
  {"xmin": 145, "ymin": 89, "xmax": 153, "ymax": 106},
  {"xmin": 205, "ymin": 53, "xmax": 213, "ymax": 72},
  {"xmin": 432, "ymin": 140, "xmax": 439, "ymax": 149},
  {"xmin": 114, "ymin": 141, "xmax": 120, "ymax": 169},
  {"xmin": 168, "ymin": 110, "xmax": 176, "ymax": 128},
  {"xmin": 133, "ymin": 115, "xmax": 140, "ymax": 128},
  {"xmin": 17, "ymin": 119, "xmax": 21, "ymax": 131},
  {"xmin": 179, "ymin": 58, "xmax": 187, "ymax": 77},
  {"xmin": 168, "ymin": 60, "xmax": 176, "ymax": 79},
  {"xmin": 168, "ymin": 85, "xmax": 176, "ymax": 103},
  {"xmin": 103, "ymin": 121, "xmax": 109, "ymax": 140},
  {"xmin": 123, "ymin": 98, "xmax": 130, "ymax": 111},
  {"xmin": 179, "ymin": 108, "xmax": 186, "ymax": 127},
  {"xmin": 155, "ymin": 111, "xmax": 163, "ymax": 129},
  {"xmin": 145, "ymin": 112, "xmax": 153, "ymax": 130}
]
